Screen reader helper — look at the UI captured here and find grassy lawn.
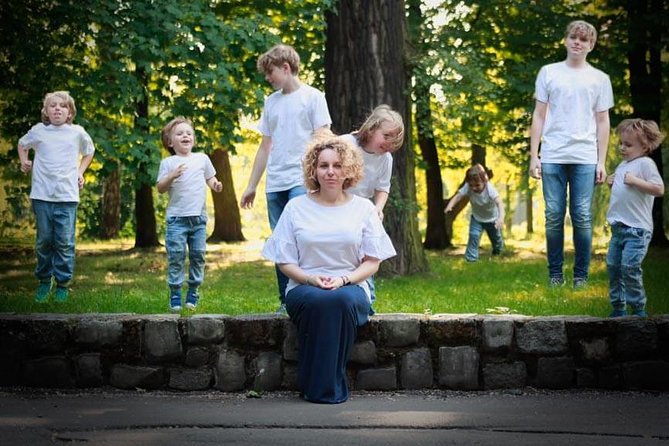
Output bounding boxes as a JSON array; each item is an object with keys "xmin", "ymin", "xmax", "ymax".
[{"xmin": 1, "ymin": 239, "xmax": 667, "ymax": 317}]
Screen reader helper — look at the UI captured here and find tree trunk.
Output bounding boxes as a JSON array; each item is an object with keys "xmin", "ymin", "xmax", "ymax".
[
  {"xmin": 325, "ymin": 0, "xmax": 428, "ymax": 275},
  {"xmin": 208, "ymin": 149, "xmax": 245, "ymax": 243},
  {"xmin": 626, "ymin": 0, "xmax": 667, "ymax": 245},
  {"xmin": 100, "ymin": 163, "xmax": 121, "ymax": 239},
  {"xmin": 133, "ymin": 66, "xmax": 159, "ymax": 248},
  {"xmin": 416, "ymin": 85, "xmax": 449, "ymax": 250}
]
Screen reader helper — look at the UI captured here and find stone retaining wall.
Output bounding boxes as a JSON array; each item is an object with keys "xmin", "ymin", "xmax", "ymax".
[{"xmin": 1, "ymin": 313, "xmax": 668, "ymax": 391}]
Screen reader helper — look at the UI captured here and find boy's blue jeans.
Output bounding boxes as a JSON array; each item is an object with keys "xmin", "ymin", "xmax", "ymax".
[
  {"xmin": 32, "ymin": 199, "xmax": 78, "ymax": 286},
  {"xmin": 465, "ymin": 216, "xmax": 504, "ymax": 261},
  {"xmin": 606, "ymin": 223, "xmax": 651, "ymax": 311},
  {"xmin": 267, "ymin": 185, "xmax": 306, "ymax": 303},
  {"xmin": 541, "ymin": 163, "xmax": 596, "ymax": 281},
  {"xmin": 165, "ymin": 215, "xmax": 207, "ymax": 292}
]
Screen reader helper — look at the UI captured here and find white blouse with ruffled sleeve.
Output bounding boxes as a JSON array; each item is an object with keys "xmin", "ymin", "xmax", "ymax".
[{"xmin": 262, "ymin": 193, "xmax": 396, "ymax": 301}]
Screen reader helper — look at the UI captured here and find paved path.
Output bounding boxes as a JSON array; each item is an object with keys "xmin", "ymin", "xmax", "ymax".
[{"xmin": 1, "ymin": 389, "xmax": 667, "ymax": 445}]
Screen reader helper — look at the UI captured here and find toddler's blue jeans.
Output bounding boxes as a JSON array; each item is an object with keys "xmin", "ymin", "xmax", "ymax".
[
  {"xmin": 166, "ymin": 215, "xmax": 207, "ymax": 291},
  {"xmin": 32, "ymin": 199, "xmax": 77, "ymax": 286},
  {"xmin": 607, "ymin": 223, "xmax": 651, "ymax": 311},
  {"xmin": 464, "ymin": 216, "xmax": 504, "ymax": 261}
]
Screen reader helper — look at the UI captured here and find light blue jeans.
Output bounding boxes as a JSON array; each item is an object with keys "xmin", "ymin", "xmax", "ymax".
[
  {"xmin": 32, "ymin": 199, "xmax": 78, "ymax": 286},
  {"xmin": 465, "ymin": 216, "xmax": 504, "ymax": 261},
  {"xmin": 607, "ymin": 223, "xmax": 652, "ymax": 312},
  {"xmin": 541, "ymin": 163, "xmax": 596, "ymax": 281},
  {"xmin": 165, "ymin": 215, "xmax": 207, "ymax": 292},
  {"xmin": 267, "ymin": 185, "xmax": 306, "ymax": 303}
]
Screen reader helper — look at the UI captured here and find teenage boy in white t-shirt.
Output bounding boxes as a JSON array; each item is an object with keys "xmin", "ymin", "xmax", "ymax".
[
  {"xmin": 529, "ymin": 20, "xmax": 614, "ymax": 289},
  {"xmin": 239, "ymin": 44, "xmax": 331, "ymax": 313}
]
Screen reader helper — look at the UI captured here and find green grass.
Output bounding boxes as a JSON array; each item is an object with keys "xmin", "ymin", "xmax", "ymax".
[{"xmin": 1, "ymin": 240, "xmax": 667, "ymax": 317}]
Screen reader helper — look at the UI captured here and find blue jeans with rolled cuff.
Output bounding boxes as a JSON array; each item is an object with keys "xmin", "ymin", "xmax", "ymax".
[
  {"xmin": 607, "ymin": 223, "xmax": 651, "ymax": 312},
  {"xmin": 165, "ymin": 215, "xmax": 207, "ymax": 292}
]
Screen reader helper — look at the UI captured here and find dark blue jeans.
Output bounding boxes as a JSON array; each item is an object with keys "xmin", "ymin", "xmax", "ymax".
[
  {"xmin": 464, "ymin": 216, "xmax": 504, "ymax": 261},
  {"xmin": 32, "ymin": 199, "xmax": 77, "ymax": 286}
]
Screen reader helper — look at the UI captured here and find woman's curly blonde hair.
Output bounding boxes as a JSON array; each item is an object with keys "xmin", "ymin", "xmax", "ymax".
[{"xmin": 303, "ymin": 134, "xmax": 364, "ymax": 191}]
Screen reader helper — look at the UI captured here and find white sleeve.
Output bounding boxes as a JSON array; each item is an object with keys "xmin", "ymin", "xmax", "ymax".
[
  {"xmin": 309, "ymin": 90, "xmax": 332, "ymax": 130},
  {"xmin": 487, "ymin": 183, "xmax": 500, "ymax": 200},
  {"xmin": 534, "ymin": 66, "xmax": 548, "ymax": 103},
  {"xmin": 77, "ymin": 126, "xmax": 95, "ymax": 156},
  {"xmin": 375, "ymin": 156, "xmax": 393, "ymax": 193},
  {"xmin": 261, "ymin": 203, "xmax": 299, "ymax": 264},
  {"xmin": 360, "ymin": 207, "xmax": 396, "ymax": 261},
  {"xmin": 596, "ymin": 73, "xmax": 614, "ymax": 112},
  {"xmin": 18, "ymin": 124, "xmax": 42, "ymax": 150},
  {"xmin": 157, "ymin": 159, "xmax": 170, "ymax": 183},
  {"xmin": 204, "ymin": 155, "xmax": 216, "ymax": 179},
  {"xmin": 457, "ymin": 183, "xmax": 470, "ymax": 197}
]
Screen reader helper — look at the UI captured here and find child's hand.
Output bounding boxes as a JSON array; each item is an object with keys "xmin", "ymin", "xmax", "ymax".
[
  {"xmin": 376, "ymin": 208, "xmax": 384, "ymax": 221},
  {"xmin": 529, "ymin": 157, "xmax": 542, "ymax": 179},
  {"xmin": 623, "ymin": 172, "xmax": 638, "ymax": 186},
  {"xmin": 20, "ymin": 159, "xmax": 32, "ymax": 173},
  {"xmin": 172, "ymin": 164, "xmax": 187, "ymax": 179},
  {"xmin": 495, "ymin": 218, "xmax": 503, "ymax": 230},
  {"xmin": 606, "ymin": 174, "xmax": 615, "ymax": 187},
  {"xmin": 444, "ymin": 206, "xmax": 452, "ymax": 214},
  {"xmin": 78, "ymin": 174, "xmax": 85, "ymax": 189},
  {"xmin": 212, "ymin": 179, "xmax": 223, "ymax": 193}
]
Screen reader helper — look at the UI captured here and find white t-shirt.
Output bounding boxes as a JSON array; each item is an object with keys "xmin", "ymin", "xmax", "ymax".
[
  {"xmin": 157, "ymin": 152, "xmax": 216, "ymax": 217},
  {"xmin": 18, "ymin": 123, "xmax": 95, "ymax": 202},
  {"xmin": 258, "ymin": 84, "xmax": 331, "ymax": 192},
  {"xmin": 341, "ymin": 134, "xmax": 392, "ymax": 199},
  {"xmin": 457, "ymin": 182, "xmax": 500, "ymax": 223},
  {"xmin": 535, "ymin": 61, "xmax": 614, "ymax": 164},
  {"xmin": 606, "ymin": 157, "xmax": 663, "ymax": 232},
  {"xmin": 261, "ymin": 194, "xmax": 396, "ymax": 301}
]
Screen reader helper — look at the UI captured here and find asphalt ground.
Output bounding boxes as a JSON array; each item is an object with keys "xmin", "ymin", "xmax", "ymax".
[{"xmin": 1, "ymin": 388, "xmax": 668, "ymax": 445}]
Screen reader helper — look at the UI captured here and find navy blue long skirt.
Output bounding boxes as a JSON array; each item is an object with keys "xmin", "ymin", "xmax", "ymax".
[{"xmin": 285, "ymin": 284, "xmax": 371, "ymax": 404}]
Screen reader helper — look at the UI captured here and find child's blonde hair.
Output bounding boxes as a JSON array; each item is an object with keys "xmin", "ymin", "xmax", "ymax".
[
  {"xmin": 303, "ymin": 137, "xmax": 363, "ymax": 191},
  {"xmin": 564, "ymin": 20, "xmax": 598, "ymax": 46},
  {"xmin": 465, "ymin": 164, "xmax": 489, "ymax": 185},
  {"xmin": 161, "ymin": 116, "xmax": 195, "ymax": 155},
  {"xmin": 257, "ymin": 44, "xmax": 300, "ymax": 75},
  {"xmin": 616, "ymin": 119, "xmax": 665, "ymax": 154},
  {"xmin": 41, "ymin": 91, "xmax": 76, "ymax": 125},
  {"xmin": 354, "ymin": 104, "xmax": 405, "ymax": 152}
]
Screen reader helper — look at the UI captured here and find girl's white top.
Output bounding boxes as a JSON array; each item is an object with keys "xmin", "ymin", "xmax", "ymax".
[
  {"xmin": 341, "ymin": 134, "xmax": 393, "ymax": 199},
  {"xmin": 19, "ymin": 123, "xmax": 95, "ymax": 202},
  {"xmin": 262, "ymin": 194, "xmax": 396, "ymax": 301},
  {"xmin": 535, "ymin": 61, "xmax": 614, "ymax": 164},
  {"xmin": 606, "ymin": 156, "xmax": 663, "ymax": 232},
  {"xmin": 457, "ymin": 182, "xmax": 500, "ymax": 223},
  {"xmin": 157, "ymin": 152, "xmax": 216, "ymax": 217}
]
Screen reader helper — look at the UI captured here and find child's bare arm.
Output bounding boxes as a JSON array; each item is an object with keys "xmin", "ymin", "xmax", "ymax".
[
  {"xmin": 18, "ymin": 144, "xmax": 32, "ymax": 173},
  {"xmin": 240, "ymin": 136, "xmax": 272, "ymax": 209},
  {"xmin": 623, "ymin": 172, "xmax": 665, "ymax": 197},
  {"xmin": 529, "ymin": 101, "xmax": 547, "ymax": 179},
  {"xmin": 372, "ymin": 190, "xmax": 389, "ymax": 220},
  {"xmin": 77, "ymin": 153, "xmax": 95, "ymax": 189},
  {"xmin": 445, "ymin": 194, "xmax": 463, "ymax": 213},
  {"xmin": 494, "ymin": 196, "xmax": 505, "ymax": 229},
  {"xmin": 207, "ymin": 175, "xmax": 223, "ymax": 193},
  {"xmin": 595, "ymin": 110, "xmax": 611, "ymax": 184}
]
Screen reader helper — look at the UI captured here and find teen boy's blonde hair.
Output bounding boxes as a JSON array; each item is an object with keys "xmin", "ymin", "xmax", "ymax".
[
  {"xmin": 354, "ymin": 104, "xmax": 405, "ymax": 152},
  {"xmin": 617, "ymin": 119, "xmax": 665, "ymax": 154},
  {"xmin": 564, "ymin": 20, "xmax": 598, "ymax": 45},
  {"xmin": 41, "ymin": 91, "xmax": 76, "ymax": 125},
  {"xmin": 257, "ymin": 44, "xmax": 300, "ymax": 75},
  {"xmin": 161, "ymin": 116, "xmax": 195, "ymax": 156},
  {"xmin": 303, "ymin": 137, "xmax": 363, "ymax": 191}
]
